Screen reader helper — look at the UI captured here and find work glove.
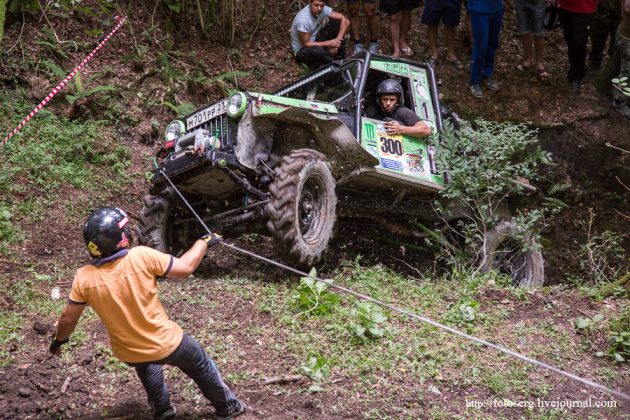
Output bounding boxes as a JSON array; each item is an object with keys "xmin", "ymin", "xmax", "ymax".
[
  {"xmin": 200, "ymin": 232, "xmax": 222, "ymax": 248},
  {"xmin": 49, "ymin": 333, "xmax": 69, "ymax": 355}
]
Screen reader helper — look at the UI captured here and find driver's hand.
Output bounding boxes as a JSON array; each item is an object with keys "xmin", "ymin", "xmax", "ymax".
[{"xmin": 385, "ymin": 120, "xmax": 404, "ymax": 135}]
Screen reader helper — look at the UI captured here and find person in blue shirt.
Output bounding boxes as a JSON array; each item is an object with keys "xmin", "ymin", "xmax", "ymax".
[{"xmin": 467, "ymin": 0, "xmax": 504, "ymax": 98}]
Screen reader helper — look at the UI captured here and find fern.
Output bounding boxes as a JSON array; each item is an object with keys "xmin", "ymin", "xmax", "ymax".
[
  {"xmin": 66, "ymin": 85, "xmax": 117, "ymax": 105},
  {"xmin": 208, "ymin": 70, "xmax": 250, "ymax": 83},
  {"xmin": 543, "ymin": 197, "xmax": 569, "ymax": 209},
  {"xmin": 164, "ymin": 101, "xmax": 197, "ymax": 118},
  {"xmin": 548, "ymin": 182, "xmax": 571, "ymax": 196},
  {"xmin": 39, "ymin": 60, "xmax": 66, "ymax": 79},
  {"xmin": 74, "ymin": 71, "xmax": 83, "ymax": 93}
]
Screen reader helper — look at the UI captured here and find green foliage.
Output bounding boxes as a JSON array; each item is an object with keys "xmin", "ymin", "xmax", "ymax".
[
  {"xmin": 348, "ymin": 301, "xmax": 388, "ymax": 342},
  {"xmin": 0, "ymin": 89, "xmax": 131, "ymax": 254},
  {"xmin": 66, "ymin": 84, "xmax": 117, "ymax": 105},
  {"xmin": 434, "ymin": 120, "xmax": 552, "ymax": 270},
  {"xmin": 573, "ymin": 313, "xmax": 603, "ymax": 333},
  {"xmin": 292, "ymin": 268, "xmax": 340, "ymax": 317},
  {"xmin": 0, "ymin": 0, "xmax": 5, "ymax": 50},
  {"xmin": 598, "ymin": 306, "xmax": 630, "ymax": 363},
  {"xmin": 612, "ymin": 76, "xmax": 630, "ymax": 98},
  {"xmin": 164, "ymin": 101, "xmax": 197, "ymax": 118},
  {"xmin": 299, "ymin": 352, "xmax": 330, "ymax": 381},
  {"xmin": 442, "ymin": 298, "xmax": 482, "ymax": 326},
  {"xmin": 208, "ymin": 70, "xmax": 250, "ymax": 95}
]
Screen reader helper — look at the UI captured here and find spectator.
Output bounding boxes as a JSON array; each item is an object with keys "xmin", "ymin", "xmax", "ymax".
[
  {"xmin": 557, "ymin": 0, "xmax": 597, "ymax": 91},
  {"xmin": 613, "ymin": 0, "xmax": 630, "ymax": 117},
  {"xmin": 589, "ymin": 0, "xmax": 622, "ymax": 70},
  {"xmin": 516, "ymin": 0, "xmax": 549, "ymax": 78},
  {"xmin": 421, "ymin": 0, "xmax": 464, "ymax": 68},
  {"xmin": 291, "ymin": 0, "xmax": 351, "ymax": 70},
  {"xmin": 346, "ymin": 0, "xmax": 379, "ymax": 54},
  {"xmin": 467, "ymin": 0, "xmax": 504, "ymax": 98},
  {"xmin": 380, "ymin": 0, "xmax": 421, "ymax": 58}
]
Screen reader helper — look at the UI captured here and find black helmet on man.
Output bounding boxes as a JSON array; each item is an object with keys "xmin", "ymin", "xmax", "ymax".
[
  {"xmin": 83, "ymin": 207, "xmax": 132, "ymax": 258},
  {"xmin": 376, "ymin": 79, "xmax": 404, "ymax": 102}
]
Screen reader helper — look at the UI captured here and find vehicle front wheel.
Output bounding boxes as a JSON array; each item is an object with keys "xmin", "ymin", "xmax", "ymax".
[
  {"xmin": 138, "ymin": 189, "xmax": 201, "ymax": 256},
  {"xmin": 267, "ymin": 149, "xmax": 337, "ymax": 267},
  {"xmin": 478, "ymin": 220, "xmax": 545, "ymax": 288}
]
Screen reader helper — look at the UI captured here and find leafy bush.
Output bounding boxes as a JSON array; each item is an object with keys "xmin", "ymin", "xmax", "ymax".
[
  {"xmin": 292, "ymin": 268, "xmax": 340, "ymax": 317},
  {"xmin": 433, "ymin": 120, "xmax": 552, "ymax": 269},
  {"xmin": 442, "ymin": 298, "xmax": 483, "ymax": 326},
  {"xmin": 348, "ymin": 301, "xmax": 388, "ymax": 342},
  {"xmin": 598, "ymin": 306, "xmax": 630, "ymax": 363}
]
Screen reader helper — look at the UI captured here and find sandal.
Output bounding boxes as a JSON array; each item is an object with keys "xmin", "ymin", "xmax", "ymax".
[
  {"xmin": 400, "ymin": 46, "xmax": 413, "ymax": 57},
  {"xmin": 516, "ymin": 63, "xmax": 533, "ymax": 71},
  {"xmin": 537, "ymin": 68, "xmax": 550, "ymax": 79},
  {"xmin": 446, "ymin": 59, "xmax": 464, "ymax": 70}
]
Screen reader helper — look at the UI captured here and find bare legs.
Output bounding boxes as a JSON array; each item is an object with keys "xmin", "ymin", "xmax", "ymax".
[
  {"xmin": 427, "ymin": 25, "xmax": 458, "ymax": 62},
  {"xmin": 389, "ymin": 9, "xmax": 412, "ymax": 57},
  {"xmin": 519, "ymin": 32, "xmax": 546, "ymax": 72}
]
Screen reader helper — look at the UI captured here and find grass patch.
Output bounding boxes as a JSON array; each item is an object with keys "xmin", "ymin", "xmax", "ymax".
[{"xmin": 0, "ymin": 89, "xmax": 132, "ymax": 255}]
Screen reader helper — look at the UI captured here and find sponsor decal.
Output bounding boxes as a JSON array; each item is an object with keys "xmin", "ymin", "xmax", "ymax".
[
  {"xmin": 427, "ymin": 146, "xmax": 438, "ymax": 175},
  {"xmin": 406, "ymin": 149, "xmax": 425, "ymax": 174},
  {"xmin": 116, "ymin": 232, "xmax": 129, "ymax": 249},
  {"xmin": 381, "ymin": 158, "xmax": 403, "ymax": 171},
  {"xmin": 118, "ymin": 216, "xmax": 128, "ymax": 229}
]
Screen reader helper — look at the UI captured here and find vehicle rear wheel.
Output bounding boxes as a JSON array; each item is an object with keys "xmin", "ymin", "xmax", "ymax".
[
  {"xmin": 267, "ymin": 149, "xmax": 337, "ymax": 267},
  {"xmin": 479, "ymin": 220, "xmax": 545, "ymax": 288},
  {"xmin": 138, "ymin": 189, "xmax": 200, "ymax": 256}
]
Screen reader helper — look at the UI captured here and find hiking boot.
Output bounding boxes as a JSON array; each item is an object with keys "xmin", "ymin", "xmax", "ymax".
[
  {"xmin": 368, "ymin": 41, "xmax": 379, "ymax": 54},
  {"xmin": 352, "ymin": 42, "xmax": 364, "ymax": 55},
  {"xmin": 470, "ymin": 84, "xmax": 483, "ymax": 98},
  {"xmin": 483, "ymin": 77, "xmax": 499, "ymax": 91},
  {"xmin": 215, "ymin": 402, "xmax": 247, "ymax": 420}
]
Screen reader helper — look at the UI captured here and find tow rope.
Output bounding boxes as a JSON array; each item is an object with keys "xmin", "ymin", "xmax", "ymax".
[
  {"xmin": 159, "ymin": 169, "xmax": 630, "ymax": 403},
  {"xmin": 1, "ymin": 15, "xmax": 126, "ymax": 147}
]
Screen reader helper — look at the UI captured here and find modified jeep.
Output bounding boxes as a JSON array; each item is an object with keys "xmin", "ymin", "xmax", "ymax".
[{"xmin": 139, "ymin": 52, "xmax": 544, "ymax": 287}]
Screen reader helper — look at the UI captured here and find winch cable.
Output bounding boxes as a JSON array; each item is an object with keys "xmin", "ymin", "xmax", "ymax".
[
  {"xmin": 160, "ymin": 169, "xmax": 630, "ymax": 402},
  {"xmin": 2, "ymin": 15, "xmax": 126, "ymax": 147}
]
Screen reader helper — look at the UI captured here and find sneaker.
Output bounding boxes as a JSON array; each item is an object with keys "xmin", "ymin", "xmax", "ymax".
[
  {"xmin": 155, "ymin": 406, "xmax": 176, "ymax": 420},
  {"xmin": 215, "ymin": 402, "xmax": 247, "ymax": 420},
  {"xmin": 483, "ymin": 77, "xmax": 499, "ymax": 91},
  {"xmin": 352, "ymin": 42, "xmax": 364, "ymax": 55},
  {"xmin": 470, "ymin": 84, "xmax": 483, "ymax": 98},
  {"xmin": 368, "ymin": 41, "xmax": 379, "ymax": 54}
]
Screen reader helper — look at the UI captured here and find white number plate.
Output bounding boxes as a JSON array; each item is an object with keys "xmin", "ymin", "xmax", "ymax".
[{"xmin": 186, "ymin": 100, "xmax": 228, "ymax": 129}]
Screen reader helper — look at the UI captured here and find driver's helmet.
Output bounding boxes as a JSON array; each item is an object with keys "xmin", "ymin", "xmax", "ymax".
[
  {"xmin": 376, "ymin": 79, "xmax": 404, "ymax": 110},
  {"xmin": 83, "ymin": 207, "xmax": 132, "ymax": 258}
]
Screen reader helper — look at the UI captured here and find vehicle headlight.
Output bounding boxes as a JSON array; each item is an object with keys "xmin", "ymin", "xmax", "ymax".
[
  {"xmin": 165, "ymin": 120, "xmax": 185, "ymax": 143},
  {"xmin": 227, "ymin": 92, "xmax": 247, "ymax": 118}
]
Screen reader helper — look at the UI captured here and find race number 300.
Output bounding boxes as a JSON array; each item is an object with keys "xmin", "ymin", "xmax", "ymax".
[{"xmin": 380, "ymin": 137, "xmax": 403, "ymax": 156}]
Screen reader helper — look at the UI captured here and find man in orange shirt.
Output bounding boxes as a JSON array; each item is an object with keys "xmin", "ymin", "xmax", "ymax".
[{"xmin": 50, "ymin": 207, "xmax": 246, "ymax": 420}]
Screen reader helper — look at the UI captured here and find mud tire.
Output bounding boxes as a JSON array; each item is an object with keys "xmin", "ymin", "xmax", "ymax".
[
  {"xmin": 137, "ymin": 189, "xmax": 198, "ymax": 256},
  {"xmin": 267, "ymin": 149, "xmax": 337, "ymax": 267},
  {"xmin": 479, "ymin": 220, "xmax": 545, "ymax": 288}
]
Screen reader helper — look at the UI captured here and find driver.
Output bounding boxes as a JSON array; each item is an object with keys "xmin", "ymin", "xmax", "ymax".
[{"xmin": 366, "ymin": 79, "xmax": 432, "ymax": 138}]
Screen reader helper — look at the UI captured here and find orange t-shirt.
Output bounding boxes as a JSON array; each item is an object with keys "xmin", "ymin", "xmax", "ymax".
[{"xmin": 69, "ymin": 246, "xmax": 183, "ymax": 363}]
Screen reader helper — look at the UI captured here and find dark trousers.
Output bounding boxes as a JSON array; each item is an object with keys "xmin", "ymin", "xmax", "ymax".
[
  {"xmin": 128, "ymin": 334, "xmax": 242, "ymax": 417},
  {"xmin": 469, "ymin": 8, "xmax": 504, "ymax": 85},
  {"xmin": 589, "ymin": 0, "xmax": 621, "ymax": 67},
  {"xmin": 296, "ymin": 18, "xmax": 346, "ymax": 70},
  {"xmin": 559, "ymin": 9, "xmax": 594, "ymax": 82}
]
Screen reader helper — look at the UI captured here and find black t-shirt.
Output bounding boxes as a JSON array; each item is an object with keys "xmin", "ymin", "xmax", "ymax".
[{"xmin": 365, "ymin": 104, "xmax": 421, "ymax": 127}]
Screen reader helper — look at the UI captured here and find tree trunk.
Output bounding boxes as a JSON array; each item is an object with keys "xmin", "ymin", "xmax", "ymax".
[
  {"xmin": 0, "ymin": 0, "xmax": 6, "ymax": 51},
  {"xmin": 598, "ymin": 272, "xmax": 630, "ymax": 299}
]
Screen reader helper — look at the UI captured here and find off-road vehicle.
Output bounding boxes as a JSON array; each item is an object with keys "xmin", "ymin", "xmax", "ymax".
[{"xmin": 140, "ymin": 52, "xmax": 544, "ymax": 287}]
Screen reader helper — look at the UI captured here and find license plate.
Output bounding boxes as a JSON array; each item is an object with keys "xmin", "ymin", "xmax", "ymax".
[{"xmin": 186, "ymin": 100, "xmax": 228, "ymax": 129}]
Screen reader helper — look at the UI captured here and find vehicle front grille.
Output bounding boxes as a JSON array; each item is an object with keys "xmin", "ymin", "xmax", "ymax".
[{"xmin": 197, "ymin": 114, "xmax": 237, "ymax": 147}]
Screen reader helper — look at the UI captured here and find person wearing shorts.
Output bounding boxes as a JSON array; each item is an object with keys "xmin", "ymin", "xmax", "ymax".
[
  {"xmin": 421, "ymin": 0, "xmax": 464, "ymax": 68},
  {"xmin": 380, "ymin": 0, "xmax": 421, "ymax": 57},
  {"xmin": 516, "ymin": 0, "xmax": 548, "ymax": 78},
  {"xmin": 345, "ymin": 0, "xmax": 379, "ymax": 54}
]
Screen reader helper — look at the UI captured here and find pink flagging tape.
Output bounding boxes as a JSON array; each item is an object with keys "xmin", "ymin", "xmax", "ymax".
[{"xmin": 1, "ymin": 15, "xmax": 127, "ymax": 147}]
